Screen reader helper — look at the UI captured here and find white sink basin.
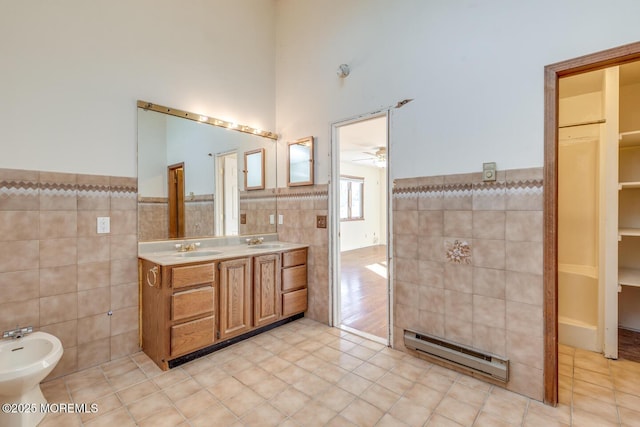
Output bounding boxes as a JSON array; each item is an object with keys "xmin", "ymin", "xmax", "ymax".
[{"xmin": 174, "ymin": 250, "xmax": 222, "ymax": 258}]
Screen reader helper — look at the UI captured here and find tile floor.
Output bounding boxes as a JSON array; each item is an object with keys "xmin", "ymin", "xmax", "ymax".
[{"xmin": 35, "ymin": 318, "xmax": 640, "ymax": 426}]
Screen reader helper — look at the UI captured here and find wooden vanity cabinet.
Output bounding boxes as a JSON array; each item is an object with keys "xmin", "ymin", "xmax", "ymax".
[
  {"xmin": 140, "ymin": 246, "xmax": 308, "ymax": 370},
  {"xmin": 218, "ymin": 257, "xmax": 252, "ymax": 340},
  {"xmin": 140, "ymin": 259, "xmax": 216, "ymax": 370},
  {"xmin": 281, "ymin": 248, "xmax": 308, "ymax": 316},
  {"xmin": 254, "ymin": 253, "xmax": 281, "ymax": 327}
]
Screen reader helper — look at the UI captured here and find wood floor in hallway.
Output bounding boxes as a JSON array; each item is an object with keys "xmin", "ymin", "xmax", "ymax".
[{"xmin": 340, "ymin": 244, "xmax": 388, "ymax": 340}]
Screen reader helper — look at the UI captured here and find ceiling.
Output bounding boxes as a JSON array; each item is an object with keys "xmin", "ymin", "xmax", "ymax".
[{"xmin": 338, "ymin": 115, "xmax": 387, "ymax": 167}]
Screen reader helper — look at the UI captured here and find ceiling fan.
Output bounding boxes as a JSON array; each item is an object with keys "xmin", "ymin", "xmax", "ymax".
[{"xmin": 352, "ymin": 147, "xmax": 386, "ymax": 165}]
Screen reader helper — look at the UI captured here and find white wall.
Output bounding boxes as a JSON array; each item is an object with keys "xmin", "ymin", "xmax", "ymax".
[
  {"xmin": 339, "ymin": 162, "xmax": 386, "ymax": 251},
  {"xmin": 0, "ymin": 0, "xmax": 276, "ymax": 177},
  {"xmin": 275, "ymin": 0, "xmax": 640, "ymax": 182}
]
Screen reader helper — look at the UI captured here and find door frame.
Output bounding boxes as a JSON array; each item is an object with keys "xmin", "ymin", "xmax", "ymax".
[
  {"xmin": 167, "ymin": 162, "xmax": 185, "ymax": 238},
  {"xmin": 543, "ymin": 41, "xmax": 640, "ymax": 405},
  {"xmin": 329, "ymin": 109, "xmax": 392, "ymax": 345}
]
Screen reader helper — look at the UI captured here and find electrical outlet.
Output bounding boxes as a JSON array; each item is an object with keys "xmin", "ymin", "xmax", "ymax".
[
  {"xmin": 97, "ymin": 217, "xmax": 110, "ymax": 234},
  {"xmin": 269, "ymin": 214, "xmax": 275, "ymax": 225},
  {"xmin": 316, "ymin": 215, "xmax": 327, "ymax": 229}
]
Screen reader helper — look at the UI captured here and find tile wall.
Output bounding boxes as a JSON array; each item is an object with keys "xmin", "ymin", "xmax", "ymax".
[
  {"xmin": 391, "ymin": 167, "xmax": 544, "ymax": 400},
  {"xmin": 239, "ymin": 189, "xmax": 277, "ymax": 236},
  {"xmin": 137, "ymin": 197, "xmax": 168, "ymax": 241},
  {"xmin": 276, "ymin": 185, "xmax": 329, "ymax": 324},
  {"xmin": 0, "ymin": 168, "xmax": 139, "ymax": 379}
]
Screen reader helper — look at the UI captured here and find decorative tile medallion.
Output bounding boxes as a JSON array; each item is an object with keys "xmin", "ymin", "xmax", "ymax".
[{"xmin": 445, "ymin": 239, "xmax": 471, "ymax": 264}]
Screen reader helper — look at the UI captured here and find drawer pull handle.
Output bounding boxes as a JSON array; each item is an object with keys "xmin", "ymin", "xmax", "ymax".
[{"xmin": 146, "ymin": 266, "xmax": 159, "ymax": 287}]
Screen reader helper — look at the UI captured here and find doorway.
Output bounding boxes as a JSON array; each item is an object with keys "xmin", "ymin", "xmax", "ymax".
[
  {"xmin": 544, "ymin": 41, "xmax": 640, "ymax": 405},
  {"xmin": 168, "ymin": 163, "xmax": 185, "ymax": 238},
  {"xmin": 331, "ymin": 112, "xmax": 390, "ymax": 343},
  {"xmin": 215, "ymin": 151, "xmax": 239, "ymax": 236}
]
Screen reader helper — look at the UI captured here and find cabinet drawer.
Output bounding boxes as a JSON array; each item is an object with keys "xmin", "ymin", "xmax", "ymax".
[
  {"xmin": 172, "ymin": 263, "xmax": 215, "ymax": 289},
  {"xmin": 282, "ymin": 288, "xmax": 307, "ymax": 316},
  {"xmin": 172, "ymin": 286, "xmax": 214, "ymax": 321},
  {"xmin": 282, "ymin": 248, "xmax": 307, "ymax": 268},
  {"xmin": 170, "ymin": 315, "xmax": 214, "ymax": 357},
  {"xmin": 282, "ymin": 265, "xmax": 307, "ymax": 292}
]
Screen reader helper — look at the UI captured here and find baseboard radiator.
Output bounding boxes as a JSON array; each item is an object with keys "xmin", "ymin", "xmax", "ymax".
[{"xmin": 404, "ymin": 330, "xmax": 509, "ymax": 382}]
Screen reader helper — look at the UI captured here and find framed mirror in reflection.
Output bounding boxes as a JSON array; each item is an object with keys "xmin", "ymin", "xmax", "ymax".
[
  {"xmin": 244, "ymin": 148, "xmax": 265, "ymax": 190},
  {"xmin": 287, "ymin": 136, "xmax": 314, "ymax": 187},
  {"xmin": 137, "ymin": 101, "xmax": 278, "ymax": 241}
]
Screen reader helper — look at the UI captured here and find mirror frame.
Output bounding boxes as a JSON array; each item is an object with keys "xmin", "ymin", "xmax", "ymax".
[
  {"xmin": 244, "ymin": 148, "xmax": 265, "ymax": 190},
  {"xmin": 287, "ymin": 136, "xmax": 314, "ymax": 187}
]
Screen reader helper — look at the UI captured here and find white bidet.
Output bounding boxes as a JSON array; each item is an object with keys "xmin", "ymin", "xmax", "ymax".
[{"xmin": 0, "ymin": 331, "xmax": 63, "ymax": 427}]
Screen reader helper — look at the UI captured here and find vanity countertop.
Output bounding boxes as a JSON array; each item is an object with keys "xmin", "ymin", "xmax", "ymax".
[{"xmin": 138, "ymin": 241, "xmax": 308, "ymax": 266}]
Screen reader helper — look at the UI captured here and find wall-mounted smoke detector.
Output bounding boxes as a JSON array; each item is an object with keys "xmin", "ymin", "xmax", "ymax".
[{"xmin": 337, "ymin": 64, "xmax": 350, "ymax": 78}]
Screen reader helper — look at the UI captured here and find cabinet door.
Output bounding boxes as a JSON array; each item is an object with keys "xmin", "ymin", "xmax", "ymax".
[
  {"xmin": 219, "ymin": 258, "xmax": 252, "ymax": 339},
  {"xmin": 254, "ymin": 253, "xmax": 281, "ymax": 327}
]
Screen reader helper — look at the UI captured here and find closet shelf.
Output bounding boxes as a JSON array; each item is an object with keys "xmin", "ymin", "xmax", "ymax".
[
  {"xmin": 619, "ymin": 228, "xmax": 640, "ymax": 239},
  {"xmin": 619, "ymin": 268, "xmax": 640, "ymax": 288},
  {"xmin": 619, "ymin": 130, "xmax": 640, "ymax": 147},
  {"xmin": 619, "ymin": 182, "xmax": 640, "ymax": 190}
]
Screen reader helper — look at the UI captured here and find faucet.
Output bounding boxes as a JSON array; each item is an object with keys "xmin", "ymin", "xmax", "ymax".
[
  {"xmin": 246, "ymin": 236, "xmax": 264, "ymax": 246},
  {"xmin": 3, "ymin": 326, "xmax": 33, "ymax": 339},
  {"xmin": 175, "ymin": 242, "xmax": 200, "ymax": 252}
]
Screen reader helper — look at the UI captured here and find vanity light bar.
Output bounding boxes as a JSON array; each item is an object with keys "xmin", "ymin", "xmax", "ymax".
[{"xmin": 137, "ymin": 100, "xmax": 278, "ymax": 140}]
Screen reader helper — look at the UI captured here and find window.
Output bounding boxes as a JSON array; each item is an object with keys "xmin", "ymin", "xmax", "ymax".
[{"xmin": 340, "ymin": 176, "xmax": 364, "ymax": 221}]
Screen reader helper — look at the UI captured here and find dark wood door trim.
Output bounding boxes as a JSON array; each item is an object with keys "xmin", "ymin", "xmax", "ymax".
[{"xmin": 543, "ymin": 41, "xmax": 640, "ymax": 406}]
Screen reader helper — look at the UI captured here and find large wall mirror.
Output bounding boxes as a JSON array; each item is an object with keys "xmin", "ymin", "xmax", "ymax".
[{"xmin": 137, "ymin": 101, "xmax": 278, "ymax": 241}]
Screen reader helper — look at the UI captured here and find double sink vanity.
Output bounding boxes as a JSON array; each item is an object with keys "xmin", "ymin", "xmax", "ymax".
[{"xmin": 138, "ymin": 235, "xmax": 308, "ymax": 370}]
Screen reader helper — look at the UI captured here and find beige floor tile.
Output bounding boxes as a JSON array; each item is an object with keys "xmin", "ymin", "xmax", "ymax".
[
  {"xmin": 270, "ymin": 387, "xmax": 311, "ymax": 416},
  {"xmin": 425, "ymin": 413, "xmax": 464, "ymax": 426},
  {"xmin": 388, "ymin": 396, "xmax": 434, "ymax": 427},
  {"xmin": 223, "ymin": 387, "xmax": 265, "ymax": 417},
  {"xmin": 137, "ymin": 406, "xmax": 185, "ymax": 427},
  {"xmin": 174, "ymin": 389, "xmax": 218, "ymax": 419},
  {"xmin": 616, "ymin": 389, "xmax": 640, "ymax": 411},
  {"xmin": 39, "ymin": 412, "xmax": 83, "ymax": 427},
  {"xmin": 235, "ymin": 365, "xmax": 272, "ymax": 386},
  {"xmin": 69, "ymin": 378, "xmax": 113, "ymax": 403},
  {"xmin": 345, "ymin": 344, "xmax": 377, "ymax": 361},
  {"xmin": 360, "ymin": 383, "xmax": 401, "ymax": 412},
  {"xmin": 353, "ymin": 361, "xmax": 388, "ymax": 381},
  {"xmin": 80, "ymin": 392, "xmax": 122, "ymax": 423},
  {"xmin": 292, "ymin": 373, "xmax": 331, "ymax": 397},
  {"xmin": 572, "ymin": 391, "xmax": 619, "ymax": 424},
  {"xmin": 404, "ymin": 382, "xmax": 446, "ymax": 409},
  {"xmin": 418, "ymin": 370, "xmax": 456, "ymax": 393},
  {"xmin": 391, "ymin": 361, "xmax": 429, "ymax": 381},
  {"xmin": 240, "ymin": 402, "xmax": 287, "ymax": 427},
  {"xmin": 523, "ymin": 410, "xmax": 570, "ymax": 427},
  {"xmin": 313, "ymin": 363, "xmax": 349, "ymax": 383},
  {"xmin": 261, "ymin": 355, "xmax": 294, "ymax": 374},
  {"xmin": 435, "ymin": 396, "xmax": 479, "ymax": 426},
  {"xmin": 376, "ymin": 371, "xmax": 414, "ymax": 395},
  {"xmin": 116, "ymin": 379, "xmax": 159, "ymax": 404},
  {"xmin": 189, "ymin": 401, "xmax": 238, "ymax": 427},
  {"xmin": 294, "ymin": 353, "xmax": 326, "ymax": 371},
  {"xmin": 314, "ymin": 385, "xmax": 356, "ymax": 412},
  {"xmin": 190, "ymin": 366, "xmax": 227, "ymax": 388},
  {"xmin": 340, "ymin": 397, "xmax": 384, "ymax": 426},
  {"xmin": 325, "ymin": 414, "xmax": 358, "ymax": 426},
  {"xmin": 481, "ymin": 388, "xmax": 527, "ymax": 424},
  {"xmin": 107, "ymin": 367, "xmax": 147, "ymax": 390},
  {"xmin": 64, "ymin": 367, "xmax": 106, "ymax": 393},
  {"xmin": 525, "ymin": 400, "xmax": 571, "ymax": 426},
  {"xmin": 446, "ymin": 382, "xmax": 488, "ymax": 408},
  {"xmin": 221, "ymin": 355, "xmax": 255, "ymax": 374},
  {"xmin": 572, "ymin": 378, "xmax": 616, "ymax": 404},
  {"xmin": 291, "ymin": 400, "xmax": 337, "ymax": 426},
  {"xmin": 126, "ymin": 390, "xmax": 173, "ymax": 422},
  {"xmin": 619, "ymin": 406, "xmax": 640, "ymax": 426},
  {"xmin": 83, "ymin": 407, "xmax": 136, "ymax": 427},
  {"xmin": 571, "ymin": 409, "xmax": 619, "ymax": 427},
  {"xmin": 474, "ymin": 410, "xmax": 515, "ymax": 426},
  {"xmin": 152, "ymin": 368, "xmax": 189, "ymax": 389},
  {"xmin": 276, "ymin": 364, "xmax": 310, "ymax": 384},
  {"xmin": 334, "ymin": 353, "xmax": 365, "ymax": 371},
  {"xmin": 573, "ymin": 367, "xmax": 614, "ymax": 389},
  {"xmin": 251, "ymin": 374, "xmax": 289, "ymax": 399},
  {"xmin": 337, "ymin": 372, "xmax": 374, "ymax": 395},
  {"xmin": 163, "ymin": 378, "xmax": 204, "ymax": 402},
  {"xmin": 207, "ymin": 376, "xmax": 246, "ymax": 401},
  {"xmin": 376, "ymin": 413, "xmax": 411, "ymax": 426}
]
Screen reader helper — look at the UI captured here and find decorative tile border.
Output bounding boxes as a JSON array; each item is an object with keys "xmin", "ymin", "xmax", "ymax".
[{"xmin": 393, "ymin": 178, "xmax": 543, "ymax": 197}]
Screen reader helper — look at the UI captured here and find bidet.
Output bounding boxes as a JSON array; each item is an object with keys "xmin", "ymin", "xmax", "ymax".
[{"xmin": 0, "ymin": 331, "xmax": 63, "ymax": 427}]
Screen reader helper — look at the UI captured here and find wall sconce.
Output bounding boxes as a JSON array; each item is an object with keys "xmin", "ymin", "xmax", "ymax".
[{"xmin": 336, "ymin": 64, "xmax": 350, "ymax": 78}]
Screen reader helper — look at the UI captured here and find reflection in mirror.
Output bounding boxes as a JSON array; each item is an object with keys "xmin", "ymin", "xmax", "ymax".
[
  {"xmin": 244, "ymin": 148, "xmax": 265, "ymax": 190},
  {"xmin": 288, "ymin": 136, "xmax": 314, "ymax": 186},
  {"xmin": 137, "ymin": 102, "xmax": 277, "ymax": 241}
]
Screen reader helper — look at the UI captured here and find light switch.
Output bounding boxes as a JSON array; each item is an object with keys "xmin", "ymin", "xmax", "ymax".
[
  {"xmin": 97, "ymin": 217, "xmax": 110, "ymax": 234},
  {"xmin": 269, "ymin": 214, "xmax": 275, "ymax": 225},
  {"xmin": 278, "ymin": 214, "xmax": 283, "ymax": 225}
]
